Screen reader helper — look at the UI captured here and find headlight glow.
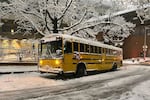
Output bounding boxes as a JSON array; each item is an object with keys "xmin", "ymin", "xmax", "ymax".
[
  {"xmin": 39, "ymin": 60, "xmax": 43, "ymax": 65},
  {"xmin": 55, "ymin": 60, "xmax": 60, "ymax": 65}
]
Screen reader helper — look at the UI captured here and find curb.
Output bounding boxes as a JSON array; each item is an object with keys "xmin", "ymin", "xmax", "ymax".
[
  {"xmin": 0, "ymin": 62, "xmax": 37, "ymax": 66},
  {"xmin": 140, "ymin": 63, "xmax": 150, "ymax": 66},
  {"xmin": 0, "ymin": 70, "xmax": 38, "ymax": 74}
]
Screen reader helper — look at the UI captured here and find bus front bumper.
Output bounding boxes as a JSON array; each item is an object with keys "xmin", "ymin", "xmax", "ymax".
[{"xmin": 38, "ymin": 66, "xmax": 63, "ymax": 74}]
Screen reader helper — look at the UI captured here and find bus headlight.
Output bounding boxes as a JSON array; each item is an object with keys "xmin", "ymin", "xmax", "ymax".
[
  {"xmin": 39, "ymin": 60, "xmax": 43, "ymax": 65},
  {"xmin": 55, "ymin": 60, "xmax": 60, "ymax": 65}
]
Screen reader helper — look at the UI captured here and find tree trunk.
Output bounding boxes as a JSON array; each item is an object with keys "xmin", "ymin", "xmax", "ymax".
[{"xmin": 53, "ymin": 17, "xmax": 58, "ymax": 33}]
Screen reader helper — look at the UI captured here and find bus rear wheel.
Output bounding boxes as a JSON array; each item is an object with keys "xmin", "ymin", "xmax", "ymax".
[
  {"xmin": 111, "ymin": 63, "xmax": 117, "ymax": 71},
  {"xmin": 76, "ymin": 64, "xmax": 87, "ymax": 77}
]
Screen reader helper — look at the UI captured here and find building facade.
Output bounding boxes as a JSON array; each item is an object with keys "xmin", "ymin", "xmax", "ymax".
[
  {"xmin": 123, "ymin": 25, "xmax": 150, "ymax": 59},
  {"xmin": 0, "ymin": 18, "xmax": 39, "ymax": 62}
]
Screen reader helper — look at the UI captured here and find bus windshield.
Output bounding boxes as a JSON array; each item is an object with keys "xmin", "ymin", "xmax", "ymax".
[{"xmin": 40, "ymin": 40, "xmax": 62, "ymax": 58}]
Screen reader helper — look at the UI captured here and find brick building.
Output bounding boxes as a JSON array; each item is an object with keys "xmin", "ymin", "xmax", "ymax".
[{"xmin": 121, "ymin": 9, "xmax": 150, "ymax": 59}]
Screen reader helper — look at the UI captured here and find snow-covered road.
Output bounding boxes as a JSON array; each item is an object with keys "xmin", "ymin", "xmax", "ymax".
[{"xmin": 0, "ymin": 64, "xmax": 150, "ymax": 100}]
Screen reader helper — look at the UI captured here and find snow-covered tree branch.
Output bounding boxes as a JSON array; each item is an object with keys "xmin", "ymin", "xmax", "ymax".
[
  {"xmin": 0, "ymin": 0, "xmax": 94, "ymax": 35},
  {"xmin": 0, "ymin": 0, "xmax": 135, "ymax": 46},
  {"xmin": 59, "ymin": 9, "xmax": 87, "ymax": 31},
  {"xmin": 57, "ymin": 0, "xmax": 73, "ymax": 20},
  {"xmin": 69, "ymin": 16, "xmax": 135, "ymax": 46}
]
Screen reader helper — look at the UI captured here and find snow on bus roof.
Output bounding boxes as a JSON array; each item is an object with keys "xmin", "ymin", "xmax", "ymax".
[{"xmin": 41, "ymin": 34, "xmax": 122, "ymax": 51}]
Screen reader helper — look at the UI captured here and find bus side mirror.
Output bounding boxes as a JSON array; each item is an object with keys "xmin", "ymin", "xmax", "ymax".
[{"xmin": 56, "ymin": 49, "xmax": 62, "ymax": 55}]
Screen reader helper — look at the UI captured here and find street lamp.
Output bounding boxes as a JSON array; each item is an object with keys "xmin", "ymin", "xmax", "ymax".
[
  {"xmin": 11, "ymin": 29, "xmax": 14, "ymax": 35},
  {"xmin": 143, "ymin": 27, "xmax": 148, "ymax": 60}
]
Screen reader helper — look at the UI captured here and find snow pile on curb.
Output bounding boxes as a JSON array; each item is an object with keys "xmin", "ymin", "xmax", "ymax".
[{"xmin": 123, "ymin": 57, "xmax": 150, "ymax": 65}]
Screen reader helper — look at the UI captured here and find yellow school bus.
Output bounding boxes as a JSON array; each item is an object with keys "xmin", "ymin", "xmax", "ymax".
[{"xmin": 38, "ymin": 34, "xmax": 123, "ymax": 76}]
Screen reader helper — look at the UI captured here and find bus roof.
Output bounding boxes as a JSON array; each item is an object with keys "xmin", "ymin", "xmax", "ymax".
[{"xmin": 41, "ymin": 34, "xmax": 122, "ymax": 51}]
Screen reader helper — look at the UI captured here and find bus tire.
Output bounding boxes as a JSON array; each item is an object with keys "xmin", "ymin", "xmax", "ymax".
[
  {"xmin": 40, "ymin": 71, "xmax": 45, "ymax": 74},
  {"xmin": 111, "ymin": 63, "xmax": 117, "ymax": 71},
  {"xmin": 76, "ymin": 63, "xmax": 87, "ymax": 77}
]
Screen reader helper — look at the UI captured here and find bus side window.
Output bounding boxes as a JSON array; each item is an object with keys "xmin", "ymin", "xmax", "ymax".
[
  {"xmin": 73, "ymin": 42, "xmax": 78, "ymax": 52},
  {"xmin": 64, "ymin": 42, "xmax": 72, "ymax": 53},
  {"xmin": 117, "ymin": 51, "xmax": 119, "ymax": 55},
  {"xmin": 93, "ymin": 46, "xmax": 95, "ymax": 53},
  {"xmin": 99, "ymin": 47, "xmax": 102, "ymax": 54},
  {"xmin": 95, "ymin": 46, "xmax": 98, "ymax": 53},
  {"xmin": 97, "ymin": 47, "xmax": 99, "ymax": 54},
  {"xmin": 110, "ymin": 49, "xmax": 113, "ymax": 55},
  {"xmin": 106, "ymin": 49, "xmax": 110, "ymax": 55},
  {"xmin": 102, "ymin": 48, "xmax": 105, "ymax": 54},
  {"xmin": 112, "ymin": 50, "xmax": 117, "ymax": 55},
  {"xmin": 80, "ymin": 43, "xmax": 84, "ymax": 52},
  {"xmin": 85, "ymin": 44, "xmax": 90, "ymax": 53},
  {"xmin": 90, "ymin": 46, "xmax": 94, "ymax": 53}
]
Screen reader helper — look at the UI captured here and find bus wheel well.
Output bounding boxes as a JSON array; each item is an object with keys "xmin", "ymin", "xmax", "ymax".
[
  {"xmin": 77, "ymin": 62, "xmax": 86, "ymax": 69},
  {"xmin": 76, "ymin": 62, "xmax": 87, "ymax": 77}
]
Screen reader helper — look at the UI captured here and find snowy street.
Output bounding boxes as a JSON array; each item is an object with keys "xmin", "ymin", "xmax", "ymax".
[
  {"xmin": 0, "ymin": 0, "xmax": 150, "ymax": 100},
  {"xmin": 0, "ymin": 65, "xmax": 37, "ymax": 74},
  {"xmin": 0, "ymin": 63, "xmax": 150, "ymax": 100}
]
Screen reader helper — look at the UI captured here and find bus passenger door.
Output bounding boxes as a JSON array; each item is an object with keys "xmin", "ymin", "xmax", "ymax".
[
  {"xmin": 101, "ymin": 48, "xmax": 107, "ymax": 70},
  {"xmin": 63, "ymin": 41, "xmax": 75, "ymax": 72}
]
